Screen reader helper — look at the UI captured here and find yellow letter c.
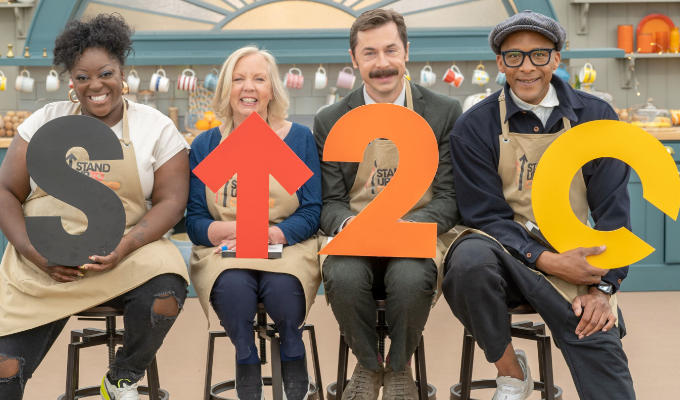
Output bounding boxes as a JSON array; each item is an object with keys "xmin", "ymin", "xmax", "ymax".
[{"xmin": 532, "ymin": 120, "xmax": 680, "ymax": 269}]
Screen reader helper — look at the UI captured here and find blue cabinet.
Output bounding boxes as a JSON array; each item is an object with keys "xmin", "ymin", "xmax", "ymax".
[{"xmin": 623, "ymin": 141, "xmax": 680, "ymax": 291}]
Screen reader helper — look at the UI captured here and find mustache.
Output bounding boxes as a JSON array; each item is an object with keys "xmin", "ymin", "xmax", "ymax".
[{"xmin": 368, "ymin": 68, "xmax": 399, "ymax": 79}]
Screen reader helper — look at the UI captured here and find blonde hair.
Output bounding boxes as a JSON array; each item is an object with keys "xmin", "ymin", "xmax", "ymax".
[{"xmin": 212, "ymin": 46, "xmax": 289, "ymax": 130}]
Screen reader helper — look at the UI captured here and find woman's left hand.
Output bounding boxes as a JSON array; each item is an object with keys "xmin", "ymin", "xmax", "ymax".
[
  {"xmin": 80, "ymin": 250, "xmax": 123, "ymax": 273},
  {"xmin": 268, "ymin": 226, "xmax": 287, "ymax": 245}
]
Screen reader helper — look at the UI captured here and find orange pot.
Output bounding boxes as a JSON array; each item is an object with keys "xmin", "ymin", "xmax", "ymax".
[{"xmin": 618, "ymin": 25, "xmax": 634, "ymax": 53}]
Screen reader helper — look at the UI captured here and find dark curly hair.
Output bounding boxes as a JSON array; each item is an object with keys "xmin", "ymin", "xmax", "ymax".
[{"xmin": 53, "ymin": 13, "xmax": 134, "ymax": 72}]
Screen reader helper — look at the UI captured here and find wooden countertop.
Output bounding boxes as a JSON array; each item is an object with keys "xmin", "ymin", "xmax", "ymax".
[{"xmin": 0, "ymin": 138, "xmax": 13, "ymax": 148}]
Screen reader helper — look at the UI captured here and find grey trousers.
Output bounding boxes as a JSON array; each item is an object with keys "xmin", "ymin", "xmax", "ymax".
[
  {"xmin": 322, "ymin": 255, "xmax": 437, "ymax": 372},
  {"xmin": 442, "ymin": 234, "xmax": 635, "ymax": 400}
]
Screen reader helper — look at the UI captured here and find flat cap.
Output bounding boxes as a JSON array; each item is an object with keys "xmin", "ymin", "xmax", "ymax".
[{"xmin": 489, "ymin": 10, "xmax": 566, "ymax": 54}]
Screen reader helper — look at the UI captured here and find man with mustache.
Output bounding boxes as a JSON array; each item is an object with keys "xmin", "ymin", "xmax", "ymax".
[
  {"xmin": 314, "ymin": 8, "xmax": 461, "ymax": 400},
  {"xmin": 442, "ymin": 11, "xmax": 635, "ymax": 400}
]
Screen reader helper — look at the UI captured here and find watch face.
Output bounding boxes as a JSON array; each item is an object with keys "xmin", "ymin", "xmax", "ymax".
[{"xmin": 598, "ymin": 282, "xmax": 614, "ymax": 294}]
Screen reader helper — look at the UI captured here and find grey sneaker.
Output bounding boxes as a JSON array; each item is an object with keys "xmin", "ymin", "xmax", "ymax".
[
  {"xmin": 341, "ymin": 363, "xmax": 383, "ymax": 400},
  {"xmin": 492, "ymin": 349, "xmax": 533, "ymax": 400},
  {"xmin": 282, "ymin": 358, "xmax": 310, "ymax": 400},
  {"xmin": 382, "ymin": 366, "xmax": 419, "ymax": 400}
]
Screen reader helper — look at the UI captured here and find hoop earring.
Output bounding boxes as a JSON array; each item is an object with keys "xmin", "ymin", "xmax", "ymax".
[
  {"xmin": 122, "ymin": 81, "xmax": 129, "ymax": 95},
  {"xmin": 68, "ymin": 89, "xmax": 80, "ymax": 103}
]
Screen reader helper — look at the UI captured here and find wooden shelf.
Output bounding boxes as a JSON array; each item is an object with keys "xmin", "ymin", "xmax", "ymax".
[
  {"xmin": 624, "ymin": 53, "xmax": 680, "ymax": 59},
  {"xmin": 0, "ymin": 3, "xmax": 33, "ymax": 8},
  {"xmin": 571, "ymin": 0, "xmax": 680, "ymax": 35}
]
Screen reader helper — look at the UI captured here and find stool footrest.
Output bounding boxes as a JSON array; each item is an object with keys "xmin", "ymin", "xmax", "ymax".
[
  {"xmin": 449, "ymin": 380, "xmax": 563, "ymax": 400},
  {"xmin": 210, "ymin": 377, "xmax": 320, "ymax": 400},
  {"xmin": 326, "ymin": 381, "xmax": 437, "ymax": 400},
  {"xmin": 57, "ymin": 385, "xmax": 169, "ymax": 400}
]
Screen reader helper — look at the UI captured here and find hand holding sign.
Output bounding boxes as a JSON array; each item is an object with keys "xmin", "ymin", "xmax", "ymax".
[
  {"xmin": 320, "ymin": 103, "xmax": 439, "ymax": 258},
  {"xmin": 192, "ymin": 113, "xmax": 313, "ymax": 259},
  {"xmin": 532, "ymin": 120, "xmax": 680, "ymax": 269},
  {"xmin": 25, "ymin": 115, "xmax": 126, "ymax": 267}
]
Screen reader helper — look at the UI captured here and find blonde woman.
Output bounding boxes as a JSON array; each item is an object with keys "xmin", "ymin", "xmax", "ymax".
[{"xmin": 186, "ymin": 47, "xmax": 321, "ymax": 400}]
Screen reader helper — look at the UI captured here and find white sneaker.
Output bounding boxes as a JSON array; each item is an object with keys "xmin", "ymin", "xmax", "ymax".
[
  {"xmin": 100, "ymin": 375, "xmax": 139, "ymax": 400},
  {"xmin": 492, "ymin": 349, "xmax": 533, "ymax": 400}
]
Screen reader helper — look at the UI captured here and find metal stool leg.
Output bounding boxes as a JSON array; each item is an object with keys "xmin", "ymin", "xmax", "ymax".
[
  {"xmin": 146, "ymin": 357, "xmax": 161, "ymax": 400},
  {"xmin": 538, "ymin": 335, "xmax": 555, "ymax": 400},
  {"xmin": 459, "ymin": 330, "xmax": 476, "ymax": 400},
  {"xmin": 414, "ymin": 336, "xmax": 428, "ymax": 400},
  {"xmin": 271, "ymin": 335, "xmax": 284, "ymax": 400},
  {"xmin": 64, "ymin": 342, "xmax": 80, "ymax": 400},
  {"xmin": 305, "ymin": 325, "xmax": 324, "ymax": 400},
  {"xmin": 204, "ymin": 332, "xmax": 216, "ymax": 400},
  {"xmin": 335, "ymin": 334, "xmax": 350, "ymax": 398}
]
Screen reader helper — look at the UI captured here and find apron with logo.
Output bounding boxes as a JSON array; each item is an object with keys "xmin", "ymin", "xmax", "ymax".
[
  {"xmin": 319, "ymin": 80, "xmax": 458, "ymax": 304},
  {"xmin": 0, "ymin": 102, "xmax": 189, "ymax": 336},
  {"xmin": 449, "ymin": 89, "xmax": 617, "ymax": 319},
  {"xmin": 189, "ymin": 129, "xmax": 321, "ymax": 323}
]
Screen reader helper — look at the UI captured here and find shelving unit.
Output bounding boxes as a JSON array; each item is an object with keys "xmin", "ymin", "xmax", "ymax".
[
  {"xmin": 0, "ymin": 2, "xmax": 34, "ymax": 39},
  {"xmin": 621, "ymin": 52, "xmax": 680, "ymax": 88},
  {"xmin": 571, "ymin": 0, "xmax": 680, "ymax": 35}
]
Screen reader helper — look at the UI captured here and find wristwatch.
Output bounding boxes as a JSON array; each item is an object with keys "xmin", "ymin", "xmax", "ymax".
[{"xmin": 593, "ymin": 281, "xmax": 615, "ymax": 295}]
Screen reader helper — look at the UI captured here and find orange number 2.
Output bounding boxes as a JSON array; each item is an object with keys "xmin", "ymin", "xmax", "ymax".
[{"xmin": 319, "ymin": 103, "xmax": 439, "ymax": 258}]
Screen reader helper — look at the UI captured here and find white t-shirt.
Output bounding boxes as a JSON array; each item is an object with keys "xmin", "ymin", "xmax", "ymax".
[{"xmin": 18, "ymin": 100, "xmax": 189, "ymax": 202}]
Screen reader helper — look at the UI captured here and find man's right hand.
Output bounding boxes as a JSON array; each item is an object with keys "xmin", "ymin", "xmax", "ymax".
[{"xmin": 535, "ymin": 246, "xmax": 608, "ymax": 285}]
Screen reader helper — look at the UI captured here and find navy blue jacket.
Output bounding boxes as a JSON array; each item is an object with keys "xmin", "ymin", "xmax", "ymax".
[
  {"xmin": 186, "ymin": 123, "xmax": 322, "ymax": 247},
  {"xmin": 450, "ymin": 76, "xmax": 630, "ymax": 292}
]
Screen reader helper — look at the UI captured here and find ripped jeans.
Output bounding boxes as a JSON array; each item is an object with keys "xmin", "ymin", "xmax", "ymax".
[{"xmin": 0, "ymin": 273, "xmax": 187, "ymax": 399}]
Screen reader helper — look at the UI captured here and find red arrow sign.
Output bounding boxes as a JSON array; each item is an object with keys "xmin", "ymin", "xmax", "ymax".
[{"xmin": 193, "ymin": 113, "xmax": 313, "ymax": 258}]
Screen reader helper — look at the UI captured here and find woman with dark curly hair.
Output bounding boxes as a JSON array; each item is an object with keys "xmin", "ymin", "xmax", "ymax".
[{"xmin": 0, "ymin": 14, "xmax": 189, "ymax": 400}]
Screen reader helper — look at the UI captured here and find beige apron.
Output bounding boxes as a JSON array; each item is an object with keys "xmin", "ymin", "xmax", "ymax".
[
  {"xmin": 450, "ymin": 89, "xmax": 617, "ymax": 320},
  {"xmin": 189, "ymin": 128, "xmax": 321, "ymax": 324},
  {"xmin": 319, "ymin": 79, "xmax": 457, "ymax": 304},
  {"xmin": 0, "ymin": 102, "xmax": 189, "ymax": 336}
]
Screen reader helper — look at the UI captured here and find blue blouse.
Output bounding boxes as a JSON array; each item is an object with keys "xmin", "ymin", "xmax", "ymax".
[{"xmin": 186, "ymin": 123, "xmax": 322, "ymax": 247}]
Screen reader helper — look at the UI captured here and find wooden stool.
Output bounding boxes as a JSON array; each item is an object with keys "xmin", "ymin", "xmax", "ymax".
[
  {"xmin": 204, "ymin": 303, "xmax": 324, "ymax": 400},
  {"xmin": 58, "ymin": 306, "xmax": 168, "ymax": 400},
  {"xmin": 449, "ymin": 304, "xmax": 563, "ymax": 400},
  {"xmin": 326, "ymin": 299, "xmax": 436, "ymax": 400}
]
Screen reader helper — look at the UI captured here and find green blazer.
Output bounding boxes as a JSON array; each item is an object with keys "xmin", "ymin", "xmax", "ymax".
[{"xmin": 313, "ymin": 82, "xmax": 462, "ymax": 236}]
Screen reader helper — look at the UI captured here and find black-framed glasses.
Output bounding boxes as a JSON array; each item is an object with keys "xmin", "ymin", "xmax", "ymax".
[{"xmin": 501, "ymin": 48, "xmax": 555, "ymax": 67}]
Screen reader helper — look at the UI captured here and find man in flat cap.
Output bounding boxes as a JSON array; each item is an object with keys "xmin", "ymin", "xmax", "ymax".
[{"xmin": 442, "ymin": 10, "xmax": 635, "ymax": 400}]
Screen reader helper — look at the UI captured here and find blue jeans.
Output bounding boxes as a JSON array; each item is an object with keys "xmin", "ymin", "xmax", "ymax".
[
  {"xmin": 210, "ymin": 269, "xmax": 306, "ymax": 363},
  {"xmin": 0, "ymin": 273, "xmax": 187, "ymax": 399}
]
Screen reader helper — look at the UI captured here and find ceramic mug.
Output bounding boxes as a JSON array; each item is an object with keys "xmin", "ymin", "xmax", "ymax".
[
  {"xmin": 419, "ymin": 65, "xmax": 436, "ymax": 87},
  {"xmin": 0, "ymin": 70, "xmax": 6, "ymax": 91},
  {"xmin": 442, "ymin": 65, "xmax": 464, "ymax": 87},
  {"xmin": 177, "ymin": 68, "xmax": 197, "ymax": 92},
  {"xmin": 15, "ymin": 69, "xmax": 34, "ymax": 93},
  {"xmin": 495, "ymin": 71, "xmax": 506, "ymax": 86},
  {"xmin": 471, "ymin": 64, "xmax": 490, "ymax": 86},
  {"xmin": 149, "ymin": 68, "xmax": 169, "ymax": 93},
  {"xmin": 578, "ymin": 62, "xmax": 597, "ymax": 85},
  {"xmin": 283, "ymin": 67, "xmax": 304, "ymax": 89},
  {"xmin": 126, "ymin": 68, "xmax": 140, "ymax": 93},
  {"xmin": 45, "ymin": 69, "xmax": 60, "ymax": 92},
  {"xmin": 314, "ymin": 66, "xmax": 328, "ymax": 90},
  {"xmin": 336, "ymin": 67, "xmax": 356, "ymax": 89},
  {"xmin": 204, "ymin": 68, "xmax": 219, "ymax": 92},
  {"xmin": 637, "ymin": 33, "xmax": 655, "ymax": 53},
  {"xmin": 554, "ymin": 63, "xmax": 570, "ymax": 83}
]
